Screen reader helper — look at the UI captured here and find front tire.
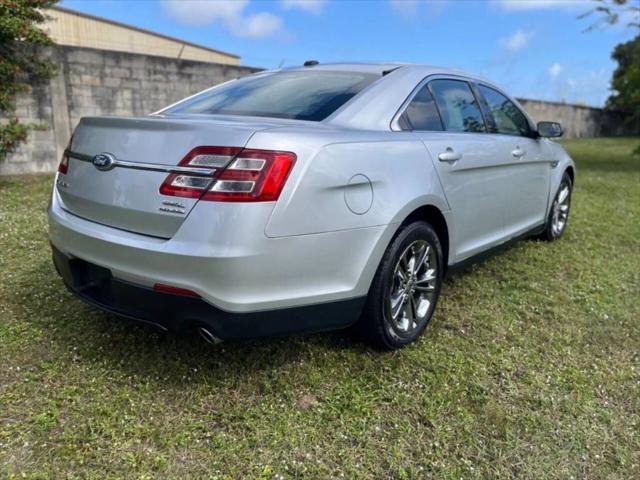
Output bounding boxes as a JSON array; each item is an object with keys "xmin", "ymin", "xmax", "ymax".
[
  {"xmin": 361, "ymin": 221, "xmax": 444, "ymax": 350},
  {"xmin": 542, "ymin": 172, "xmax": 572, "ymax": 241}
]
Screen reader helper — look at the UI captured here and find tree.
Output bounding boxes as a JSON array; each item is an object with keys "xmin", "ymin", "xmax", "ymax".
[
  {"xmin": 579, "ymin": 0, "xmax": 639, "ymax": 147},
  {"xmin": 607, "ymin": 35, "xmax": 640, "ymax": 126},
  {"xmin": 578, "ymin": 0, "xmax": 640, "ymax": 32},
  {"xmin": 0, "ymin": 0, "xmax": 58, "ymax": 162}
]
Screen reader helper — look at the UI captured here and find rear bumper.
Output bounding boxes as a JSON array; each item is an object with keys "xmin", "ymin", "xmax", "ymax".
[
  {"xmin": 49, "ymin": 186, "xmax": 391, "ymax": 313},
  {"xmin": 52, "ymin": 246, "xmax": 365, "ymax": 339}
]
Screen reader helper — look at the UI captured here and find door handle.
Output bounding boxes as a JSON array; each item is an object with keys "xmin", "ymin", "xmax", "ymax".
[
  {"xmin": 438, "ymin": 148, "xmax": 462, "ymax": 163},
  {"xmin": 512, "ymin": 147, "xmax": 526, "ymax": 158}
]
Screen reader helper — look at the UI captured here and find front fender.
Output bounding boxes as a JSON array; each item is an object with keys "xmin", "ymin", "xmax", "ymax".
[{"xmin": 546, "ymin": 140, "xmax": 576, "ymax": 216}]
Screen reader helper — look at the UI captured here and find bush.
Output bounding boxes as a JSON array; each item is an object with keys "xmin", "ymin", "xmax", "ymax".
[{"xmin": 0, "ymin": 0, "xmax": 58, "ymax": 162}]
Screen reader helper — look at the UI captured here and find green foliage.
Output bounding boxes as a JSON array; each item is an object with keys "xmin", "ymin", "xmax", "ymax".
[
  {"xmin": 607, "ymin": 35, "xmax": 640, "ymax": 124},
  {"xmin": 0, "ymin": 0, "xmax": 58, "ymax": 162},
  {"xmin": 578, "ymin": 0, "xmax": 640, "ymax": 32}
]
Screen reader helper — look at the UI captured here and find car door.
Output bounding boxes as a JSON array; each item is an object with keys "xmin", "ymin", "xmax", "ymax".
[
  {"xmin": 397, "ymin": 77, "xmax": 512, "ymax": 262},
  {"xmin": 475, "ymin": 84, "xmax": 550, "ymax": 237}
]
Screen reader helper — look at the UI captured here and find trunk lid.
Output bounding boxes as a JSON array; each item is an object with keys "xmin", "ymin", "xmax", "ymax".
[{"xmin": 58, "ymin": 115, "xmax": 283, "ymax": 238}]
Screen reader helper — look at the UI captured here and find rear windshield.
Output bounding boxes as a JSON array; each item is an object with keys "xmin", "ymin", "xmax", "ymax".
[{"xmin": 165, "ymin": 71, "xmax": 378, "ymax": 121}]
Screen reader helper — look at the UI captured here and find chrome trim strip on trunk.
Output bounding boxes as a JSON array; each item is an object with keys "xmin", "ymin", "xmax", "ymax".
[{"xmin": 66, "ymin": 150, "xmax": 216, "ymax": 176}]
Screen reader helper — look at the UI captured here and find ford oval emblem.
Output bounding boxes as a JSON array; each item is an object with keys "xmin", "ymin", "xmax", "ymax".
[{"xmin": 92, "ymin": 152, "xmax": 116, "ymax": 171}]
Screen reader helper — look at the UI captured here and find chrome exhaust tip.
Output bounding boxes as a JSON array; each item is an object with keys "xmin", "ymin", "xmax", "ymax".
[{"xmin": 197, "ymin": 326, "xmax": 223, "ymax": 345}]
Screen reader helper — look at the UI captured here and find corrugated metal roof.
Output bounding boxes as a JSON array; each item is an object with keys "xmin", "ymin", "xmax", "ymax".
[{"xmin": 49, "ymin": 6, "xmax": 240, "ymax": 60}]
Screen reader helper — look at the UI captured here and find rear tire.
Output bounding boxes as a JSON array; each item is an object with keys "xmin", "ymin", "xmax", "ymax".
[
  {"xmin": 360, "ymin": 221, "xmax": 443, "ymax": 350},
  {"xmin": 542, "ymin": 172, "xmax": 572, "ymax": 241}
]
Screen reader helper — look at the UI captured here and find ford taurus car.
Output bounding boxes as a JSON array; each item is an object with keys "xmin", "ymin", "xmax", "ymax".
[{"xmin": 49, "ymin": 63, "xmax": 575, "ymax": 349}]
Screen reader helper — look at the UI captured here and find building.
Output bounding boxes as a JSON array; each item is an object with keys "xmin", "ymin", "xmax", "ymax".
[
  {"xmin": 43, "ymin": 6, "xmax": 240, "ymax": 65},
  {"xmin": 0, "ymin": 6, "xmax": 254, "ymax": 175}
]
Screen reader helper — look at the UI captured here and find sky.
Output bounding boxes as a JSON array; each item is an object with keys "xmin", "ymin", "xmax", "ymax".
[{"xmin": 58, "ymin": 0, "xmax": 639, "ymax": 107}]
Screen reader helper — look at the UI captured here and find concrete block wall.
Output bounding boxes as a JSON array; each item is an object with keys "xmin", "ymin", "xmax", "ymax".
[
  {"xmin": 0, "ymin": 45, "xmax": 258, "ymax": 175},
  {"xmin": 516, "ymin": 98, "xmax": 634, "ymax": 138},
  {"xmin": 4, "ymin": 82, "xmax": 58, "ymax": 174},
  {"xmin": 1, "ymin": 45, "xmax": 637, "ymax": 175}
]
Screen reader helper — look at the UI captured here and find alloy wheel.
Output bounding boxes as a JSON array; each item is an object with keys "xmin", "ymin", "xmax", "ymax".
[
  {"xmin": 551, "ymin": 181, "xmax": 571, "ymax": 237},
  {"xmin": 386, "ymin": 240, "xmax": 438, "ymax": 338}
]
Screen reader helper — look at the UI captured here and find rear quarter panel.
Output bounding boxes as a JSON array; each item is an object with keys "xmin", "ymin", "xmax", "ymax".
[{"xmin": 245, "ymin": 128, "xmax": 450, "ymax": 238}]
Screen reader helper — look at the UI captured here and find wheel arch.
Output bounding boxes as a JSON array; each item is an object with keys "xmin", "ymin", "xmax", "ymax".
[
  {"xmin": 400, "ymin": 205, "xmax": 450, "ymax": 272},
  {"xmin": 354, "ymin": 197, "xmax": 452, "ymax": 300},
  {"xmin": 565, "ymin": 165, "xmax": 575, "ymax": 185}
]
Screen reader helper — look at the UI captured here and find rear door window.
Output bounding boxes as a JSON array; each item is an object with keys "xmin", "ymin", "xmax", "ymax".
[
  {"xmin": 428, "ymin": 79, "xmax": 486, "ymax": 133},
  {"xmin": 477, "ymin": 85, "xmax": 531, "ymax": 137},
  {"xmin": 399, "ymin": 85, "xmax": 443, "ymax": 131}
]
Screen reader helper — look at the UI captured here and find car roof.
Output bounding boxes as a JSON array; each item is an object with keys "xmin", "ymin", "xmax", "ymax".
[
  {"xmin": 281, "ymin": 62, "xmax": 406, "ymax": 75},
  {"xmin": 280, "ymin": 62, "xmax": 487, "ymax": 81}
]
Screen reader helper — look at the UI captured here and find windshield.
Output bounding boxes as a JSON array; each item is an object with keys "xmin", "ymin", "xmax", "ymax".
[{"xmin": 164, "ymin": 71, "xmax": 378, "ymax": 121}]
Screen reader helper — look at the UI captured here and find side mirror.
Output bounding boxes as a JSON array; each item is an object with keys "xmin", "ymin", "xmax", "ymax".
[{"xmin": 537, "ymin": 121, "xmax": 563, "ymax": 138}]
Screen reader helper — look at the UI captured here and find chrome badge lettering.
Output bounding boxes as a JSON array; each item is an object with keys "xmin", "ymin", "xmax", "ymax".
[{"xmin": 159, "ymin": 200, "xmax": 186, "ymax": 215}]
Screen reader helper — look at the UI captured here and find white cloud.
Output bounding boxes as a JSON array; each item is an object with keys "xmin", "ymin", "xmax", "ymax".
[
  {"xmin": 389, "ymin": 0, "xmax": 421, "ymax": 17},
  {"xmin": 162, "ymin": 0, "xmax": 284, "ymax": 38},
  {"xmin": 162, "ymin": 0, "xmax": 248, "ymax": 26},
  {"xmin": 232, "ymin": 12, "xmax": 283, "ymax": 38},
  {"xmin": 495, "ymin": 0, "xmax": 592, "ymax": 11},
  {"xmin": 500, "ymin": 29, "xmax": 533, "ymax": 51},
  {"xmin": 281, "ymin": 0, "xmax": 327, "ymax": 14},
  {"xmin": 548, "ymin": 62, "xmax": 563, "ymax": 78}
]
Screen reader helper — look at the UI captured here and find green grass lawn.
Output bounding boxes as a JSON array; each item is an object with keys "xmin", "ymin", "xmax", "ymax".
[{"xmin": 1, "ymin": 137, "xmax": 639, "ymax": 479}]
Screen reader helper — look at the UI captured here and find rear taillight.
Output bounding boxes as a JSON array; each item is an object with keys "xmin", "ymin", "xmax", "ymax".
[
  {"xmin": 204, "ymin": 149, "xmax": 296, "ymax": 202},
  {"xmin": 159, "ymin": 146, "xmax": 296, "ymax": 202},
  {"xmin": 57, "ymin": 152, "xmax": 69, "ymax": 175},
  {"xmin": 57, "ymin": 135, "xmax": 73, "ymax": 175},
  {"xmin": 159, "ymin": 146, "xmax": 241, "ymax": 199}
]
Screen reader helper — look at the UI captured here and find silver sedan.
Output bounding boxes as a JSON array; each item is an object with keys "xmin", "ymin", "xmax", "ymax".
[{"xmin": 49, "ymin": 63, "xmax": 575, "ymax": 349}]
